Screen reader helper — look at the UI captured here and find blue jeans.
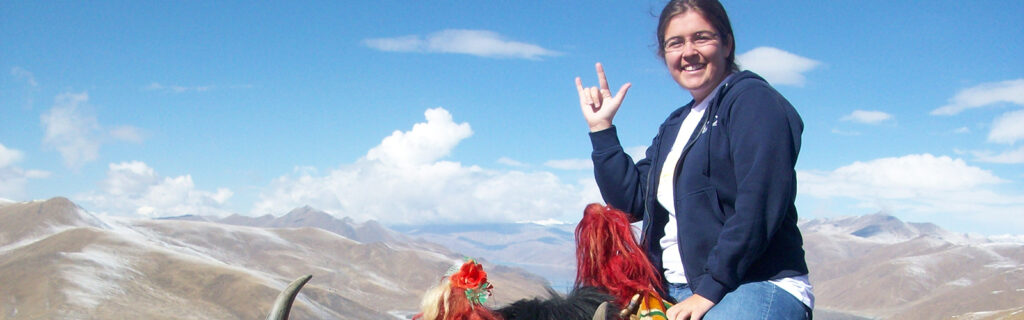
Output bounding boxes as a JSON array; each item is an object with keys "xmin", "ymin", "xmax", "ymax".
[{"xmin": 667, "ymin": 281, "xmax": 810, "ymax": 319}]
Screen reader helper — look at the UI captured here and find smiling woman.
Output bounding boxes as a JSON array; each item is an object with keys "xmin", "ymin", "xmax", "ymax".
[{"xmin": 574, "ymin": 0, "xmax": 813, "ymax": 319}]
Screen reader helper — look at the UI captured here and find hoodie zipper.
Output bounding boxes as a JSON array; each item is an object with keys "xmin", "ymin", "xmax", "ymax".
[{"xmin": 640, "ymin": 80, "xmax": 733, "ymax": 264}]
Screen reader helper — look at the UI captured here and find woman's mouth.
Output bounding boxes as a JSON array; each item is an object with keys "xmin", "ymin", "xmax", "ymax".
[{"xmin": 682, "ymin": 63, "xmax": 706, "ymax": 72}]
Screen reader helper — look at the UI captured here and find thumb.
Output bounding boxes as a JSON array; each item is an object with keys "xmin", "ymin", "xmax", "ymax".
[{"xmin": 613, "ymin": 83, "xmax": 632, "ymax": 102}]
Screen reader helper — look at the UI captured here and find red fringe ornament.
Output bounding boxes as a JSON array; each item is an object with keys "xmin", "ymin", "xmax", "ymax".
[{"xmin": 574, "ymin": 203, "xmax": 664, "ymax": 307}]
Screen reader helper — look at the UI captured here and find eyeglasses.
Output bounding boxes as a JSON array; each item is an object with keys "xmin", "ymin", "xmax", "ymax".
[{"xmin": 663, "ymin": 31, "xmax": 719, "ymax": 53}]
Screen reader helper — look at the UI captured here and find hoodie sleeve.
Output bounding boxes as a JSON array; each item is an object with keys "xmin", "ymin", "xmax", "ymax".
[
  {"xmin": 589, "ymin": 126, "xmax": 655, "ymax": 222},
  {"xmin": 694, "ymin": 82, "xmax": 803, "ymax": 303}
]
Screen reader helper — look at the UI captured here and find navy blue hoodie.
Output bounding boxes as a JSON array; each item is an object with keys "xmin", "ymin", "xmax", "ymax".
[{"xmin": 589, "ymin": 71, "xmax": 808, "ymax": 304}]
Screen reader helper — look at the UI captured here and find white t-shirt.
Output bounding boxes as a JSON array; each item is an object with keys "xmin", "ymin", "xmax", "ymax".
[{"xmin": 655, "ymin": 78, "xmax": 814, "ymax": 308}]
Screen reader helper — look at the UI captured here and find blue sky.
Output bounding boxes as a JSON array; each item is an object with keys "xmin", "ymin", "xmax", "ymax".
[{"xmin": 2, "ymin": 1, "xmax": 1022, "ymax": 234}]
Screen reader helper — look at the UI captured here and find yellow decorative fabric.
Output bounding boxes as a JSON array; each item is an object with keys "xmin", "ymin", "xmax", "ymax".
[
  {"xmin": 635, "ymin": 293, "xmax": 672, "ymax": 320},
  {"xmin": 620, "ymin": 293, "xmax": 673, "ymax": 320}
]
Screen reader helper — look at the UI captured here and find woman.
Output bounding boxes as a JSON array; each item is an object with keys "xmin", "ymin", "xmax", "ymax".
[{"xmin": 574, "ymin": 0, "xmax": 813, "ymax": 319}]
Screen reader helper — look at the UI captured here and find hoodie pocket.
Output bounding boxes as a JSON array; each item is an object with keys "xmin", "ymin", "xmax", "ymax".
[{"xmin": 678, "ymin": 186, "xmax": 726, "ymax": 225}]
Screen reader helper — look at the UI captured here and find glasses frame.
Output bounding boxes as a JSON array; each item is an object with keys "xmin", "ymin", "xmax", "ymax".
[{"xmin": 663, "ymin": 31, "xmax": 720, "ymax": 53}]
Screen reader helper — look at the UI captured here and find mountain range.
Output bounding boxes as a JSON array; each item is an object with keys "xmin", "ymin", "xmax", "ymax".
[
  {"xmin": 801, "ymin": 214, "xmax": 1024, "ymax": 319},
  {"xmin": 2, "ymin": 197, "xmax": 1022, "ymax": 319},
  {"xmin": 0, "ymin": 198, "xmax": 549, "ymax": 319},
  {"xmin": 387, "ymin": 213, "xmax": 1024, "ymax": 320}
]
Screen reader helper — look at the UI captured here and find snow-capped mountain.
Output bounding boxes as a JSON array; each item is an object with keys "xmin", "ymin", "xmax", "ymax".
[
  {"xmin": 0, "ymin": 197, "xmax": 550, "ymax": 319},
  {"xmin": 799, "ymin": 213, "xmax": 1024, "ymax": 319},
  {"xmin": 4, "ymin": 197, "xmax": 1021, "ymax": 320},
  {"xmin": 386, "ymin": 211, "xmax": 1024, "ymax": 320}
]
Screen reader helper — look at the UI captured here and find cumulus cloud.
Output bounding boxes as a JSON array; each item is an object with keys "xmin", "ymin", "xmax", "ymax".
[
  {"xmin": 79, "ymin": 161, "xmax": 233, "ymax": 218},
  {"xmin": 363, "ymin": 29, "xmax": 562, "ymax": 60},
  {"xmin": 736, "ymin": 47, "xmax": 821, "ymax": 86},
  {"xmin": 841, "ymin": 110, "xmax": 894, "ymax": 125},
  {"xmin": 366, "ymin": 108, "xmax": 472, "ymax": 167},
  {"xmin": 41, "ymin": 92, "xmax": 102, "ymax": 168},
  {"xmin": 252, "ymin": 107, "xmax": 598, "ymax": 224},
  {"xmin": 930, "ymin": 79, "xmax": 1024, "ymax": 115},
  {"xmin": 799, "ymin": 154, "xmax": 1024, "ymax": 231},
  {"xmin": 0, "ymin": 143, "xmax": 51, "ymax": 199},
  {"xmin": 988, "ymin": 109, "xmax": 1024, "ymax": 144}
]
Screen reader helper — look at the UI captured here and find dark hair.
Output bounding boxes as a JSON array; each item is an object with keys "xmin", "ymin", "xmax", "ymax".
[{"xmin": 656, "ymin": 0, "xmax": 738, "ymax": 72}]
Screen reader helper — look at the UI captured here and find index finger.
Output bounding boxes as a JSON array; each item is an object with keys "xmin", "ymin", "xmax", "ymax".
[{"xmin": 596, "ymin": 62, "xmax": 610, "ymax": 91}]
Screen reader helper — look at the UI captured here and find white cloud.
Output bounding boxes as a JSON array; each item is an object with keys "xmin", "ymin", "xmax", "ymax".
[
  {"xmin": 953, "ymin": 127, "xmax": 971, "ymax": 134},
  {"xmin": 41, "ymin": 92, "xmax": 102, "ymax": 168},
  {"xmin": 799, "ymin": 154, "xmax": 1024, "ymax": 232},
  {"xmin": 79, "ymin": 161, "xmax": 233, "ymax": 218},
  {"xmin": 109, "ymin": 126, "xmax": 145, "ymax": 143},
  {"xmin": 144, "ymin": 82, "xmax": 212, "ymax": 93},
  {"xmin": 544, "ymin": 158, "xmax": 592, "ymax": 170},
  {"xmin": 0, "ymin": 168, "xmax": 50, "ymax": 200},
  {"xmin": 931, "ymin": 79, "xmax": 1024, "ymax": 115},
  {"xmin": 366, "ymin": 108, "xmax": 472, "ymax": 167},
  {"xmin": 800, "ymin": 154, "xmax": 1004, "ymax": 193},
  {"xmin": 736, "ymin": 47, "xmax": 821, "ymax": 87},
  {"xmin": 100, "ymin": 161, "xmax": 159, "ymax": 196},
  {"xmin": 252, "ymin": 108, "xmax": 598, "ymax": 224},
  {"xmin": 10, "ymin": 67, "xmax": 40, "ymax": 109},
  {"xmin": 540, "ymin": 145, "xmax": 646, "ymax": 171},
  {"xmin": 497, "ymin": 157, "xmax": 528, "ymax": 167},
  {"xmin": 830, "ymin": 128, "xmax": 861, "ymax": 136},
  {"xmin": 625, "ymin": 145, "xmax": 649, "ymax": 162},
  {"xmin": 363, "ymin": 29, "xmax": 562, "ymax": 60},
  {"xmin": 39, "ymin": 92, "xmax": 146, "ymax": 167},
  {"xmin": 363, "ymin": 35, "xmax": 422, "ymax": 52},
  {"xmin": 0, "ymin": 143, "xmax": 24, "ymax": 168},
  {"xmin": 988, "ymin": 109, "xmax": 1024, "ymax": 144},
  {"xmin": 11, "ymin": 67, "xmax": 38, "ymax": 87},
  {"xmin": 972, "ymin": 146, "xmax": 1024, "ymax": 164},
  {"xmin": 0, "ymin": 143, "xmax": 51, "ymax": 199},
  {"xmin": 841, "ymin": 110, "xmax": 893, "ymax": 124}
]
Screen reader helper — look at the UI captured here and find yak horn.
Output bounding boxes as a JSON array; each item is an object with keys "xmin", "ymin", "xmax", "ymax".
[
  {"xmin": 266, "ymin": 274, "xmax": 313, "ymax": 320},
  {"xmin": 593, "ymin": 301, "xmax": 610, "ymax": 320},
  {"xmin": 619, "ymin": 293, "xmax": 641, "ymax": 319}
]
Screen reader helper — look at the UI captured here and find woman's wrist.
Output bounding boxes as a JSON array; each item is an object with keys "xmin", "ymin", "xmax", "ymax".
[{"xmin": 589, "ymin": 122, "xmax": 612, "ymax": 132}]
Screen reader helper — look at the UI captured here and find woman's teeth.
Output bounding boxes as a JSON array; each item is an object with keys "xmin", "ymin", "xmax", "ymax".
[{"xmin": 683, "ymin": 63, "xmax": 705, "ymax": 71}]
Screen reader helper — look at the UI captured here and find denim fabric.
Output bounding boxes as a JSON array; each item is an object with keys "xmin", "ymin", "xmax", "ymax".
[{"xmin": 666, "ymin": 282, "xmax": 810, "ymax": 319}]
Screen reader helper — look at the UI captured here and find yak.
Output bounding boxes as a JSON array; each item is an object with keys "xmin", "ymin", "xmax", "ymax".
[{"xmin": 265, "ymin": 203, "xmax": 668, "ymax": 320}]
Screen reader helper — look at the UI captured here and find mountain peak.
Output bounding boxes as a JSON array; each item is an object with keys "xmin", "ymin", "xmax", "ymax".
[
  {"xmin": 0, "ymin": 197, "xmax": 110, "ymax": 248},
  {"xmin": 800, "ymin": 212, "xmax": 949, "ymax": 244},
  {"xmin": 284, "ymin": 205, "xmax": 320, "ymax": 215}
]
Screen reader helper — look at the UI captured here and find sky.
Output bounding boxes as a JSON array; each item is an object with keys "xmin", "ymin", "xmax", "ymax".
[{"xmin": 1, "ymin": 1, "xmax": 1022, "ymax": 235}]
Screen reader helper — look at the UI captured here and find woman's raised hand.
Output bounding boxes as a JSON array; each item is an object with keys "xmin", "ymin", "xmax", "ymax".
[{"xmin": 576, "ymin": 62, "xmax": 631, "ymax": 132}]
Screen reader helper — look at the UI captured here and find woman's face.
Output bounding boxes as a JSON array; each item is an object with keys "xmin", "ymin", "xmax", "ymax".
[{"xmin": 662, "ymin": 10, "xmax": 732, "ymax": 103}]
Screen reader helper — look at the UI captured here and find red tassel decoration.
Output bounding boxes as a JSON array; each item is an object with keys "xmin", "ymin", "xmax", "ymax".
[{"xmin": 574, "ymin": 203, "xmax": 664, "ymax": 307}]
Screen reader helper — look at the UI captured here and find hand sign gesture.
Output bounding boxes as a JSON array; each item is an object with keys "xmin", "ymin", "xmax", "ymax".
[{"xmin": 576, "ymin": 62, "xmax": 631, "ymax": 132}]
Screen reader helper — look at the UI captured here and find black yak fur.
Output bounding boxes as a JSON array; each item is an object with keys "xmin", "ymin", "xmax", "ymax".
[{"xmin": 496, "ymin": 286, "xmax": 619, "ymax": 320}]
